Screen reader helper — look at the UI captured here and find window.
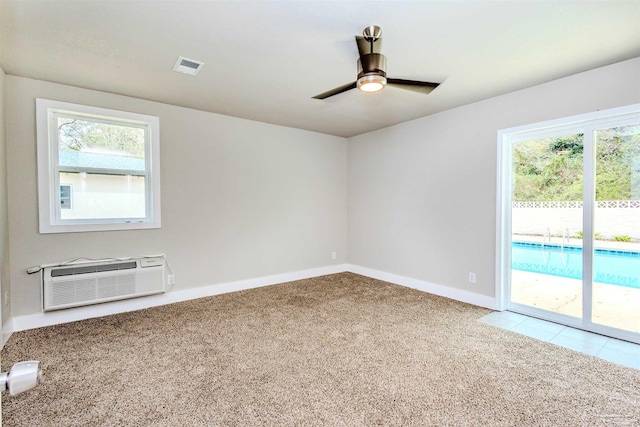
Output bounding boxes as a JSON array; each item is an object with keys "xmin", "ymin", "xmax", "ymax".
[
  {"xmin": 36, "ymin": 99, "xmax": 161, "ymax": 233},
  {"xmin": 60, "ymin": 185, "xmax": 72, "ymax": 210}
]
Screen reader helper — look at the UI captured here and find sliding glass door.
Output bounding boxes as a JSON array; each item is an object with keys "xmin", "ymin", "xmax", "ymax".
[
  {"xmin": 591, "ymin": 125, "xmax": 640, "ymax": 334},
  {"xmin": 498, "ymin": 105, "xmax": 640, "ymax": 343}
]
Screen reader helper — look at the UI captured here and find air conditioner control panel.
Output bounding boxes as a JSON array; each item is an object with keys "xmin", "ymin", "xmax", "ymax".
[{"xmin": 140, "ymin": 257, "xmax": 164, "ymax": 268}]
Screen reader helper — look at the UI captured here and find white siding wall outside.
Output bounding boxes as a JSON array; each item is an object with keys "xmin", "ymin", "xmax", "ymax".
[{"xmin": 59, "ymin": 172, "xmax": 146, "ymax": 219}]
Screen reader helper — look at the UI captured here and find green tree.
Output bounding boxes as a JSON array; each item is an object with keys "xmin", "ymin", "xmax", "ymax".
[
  {"xmin": 595, "ymin": 126, "xmax": 640, "ymax": 200},
  {"xmin": 58, "ymin": 118, "xmax": 145, "ymax": 158},
  {"xmin": 512, "ymin": 126, "xmax": 639, "ymax": 201},
  {"xmin": 513, "ymin": 134, "xmax": 583, "ymax": 201}
]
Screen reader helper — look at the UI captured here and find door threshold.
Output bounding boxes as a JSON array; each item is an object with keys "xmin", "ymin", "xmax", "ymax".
[{"xmin": 480, "ymin": 311, "xmax": 640, "ymax": 371}]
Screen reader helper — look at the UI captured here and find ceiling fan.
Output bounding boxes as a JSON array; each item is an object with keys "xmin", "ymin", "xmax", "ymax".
[{"xmin": 312, "ymin": 25, "xmax": 441, "ymax": 100}]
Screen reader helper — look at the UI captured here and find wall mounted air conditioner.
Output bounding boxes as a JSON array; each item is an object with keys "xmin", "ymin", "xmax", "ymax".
[{"xmin": 43, "ymin": 256, "xmax": 166, "ymax": 311}]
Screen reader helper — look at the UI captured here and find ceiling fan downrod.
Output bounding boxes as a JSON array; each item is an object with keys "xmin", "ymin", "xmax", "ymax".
[{"xmin": 362, "ymin": 25, "xmax": 381, "ymax": 55}]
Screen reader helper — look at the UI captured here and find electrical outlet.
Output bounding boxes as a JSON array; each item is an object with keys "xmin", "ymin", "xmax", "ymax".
[
  {"xmin": 167, "ymin": 274, "xmax": 175, "ymax": 286},
  {"xmin": 332, "ymin": 252, "xmax": 337, "ymax": 260},
  {"xmin": 468, "ymin": 272, "xmax": 476, "ymax": 284}
]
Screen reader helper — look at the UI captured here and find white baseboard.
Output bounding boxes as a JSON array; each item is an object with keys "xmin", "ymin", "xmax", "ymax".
[
  {"xmin": 346, "ymin": 264, "xmax": 498, "ymax": 310},
  {"xmin": 2, "ymin": 319, "xmax": 14, "ymax": 347},
  {"xmin": 7, "ymin": 263, "xmax": 498, "ymax": 340},
  {"xmin": 10, "ymin": 264, "xmax": 350, "ymax": 333}
]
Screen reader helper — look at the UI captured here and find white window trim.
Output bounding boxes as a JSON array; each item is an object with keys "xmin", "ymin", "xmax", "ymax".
[{"xmin": 36, "ymin": 98, "xmax": 161, "ymax": 233}]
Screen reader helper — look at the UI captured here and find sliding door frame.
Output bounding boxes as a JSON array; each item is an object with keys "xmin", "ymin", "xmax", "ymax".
[{"xmin": 496, "ymin": 103, "xmax": 640, "ymax": 344}]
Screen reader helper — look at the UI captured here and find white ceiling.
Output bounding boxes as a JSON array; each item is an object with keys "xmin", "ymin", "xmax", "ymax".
[{"xmin": 1, "ymin": 1, "xmax": 639, "ymax": 138}]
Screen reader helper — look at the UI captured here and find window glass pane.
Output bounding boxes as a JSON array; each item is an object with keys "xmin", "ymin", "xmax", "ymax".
[
  {"xmin": 57, "ymin": 117, "xmax": 145, "ymax": 172},
  {"xmin": 59, "ymin": 172, "xmax": 146, "ymax": 220},
  {"xmin": 592, "ymin": 124, "xmax": 640, "ymax": 333},
  {"xmin": 510, "ymin": 133, "xmax": 584, "ymax": 318}
]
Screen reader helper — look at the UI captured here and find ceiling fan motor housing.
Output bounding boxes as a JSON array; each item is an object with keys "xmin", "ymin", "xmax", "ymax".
[{"xmin": 357, "ymin": 53, "xmax": 387, "ymax": 79}]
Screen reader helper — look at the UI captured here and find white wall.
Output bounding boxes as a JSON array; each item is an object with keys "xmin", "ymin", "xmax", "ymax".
[
  {"xmin": 0, "ymin": 66, "xmax": 9, "ymax": 327},
  {"xmin": 348, "ymin": 57, "xmax": 640, "ymax": 298},
  {"xmin": 5, "ymin": 76, "xmax": 348, "ymax": 317}
]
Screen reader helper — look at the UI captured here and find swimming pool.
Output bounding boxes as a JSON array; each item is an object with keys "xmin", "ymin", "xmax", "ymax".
[{"xmin": 512, "ymin": 242, "xmax": 640, "ymax": 289}]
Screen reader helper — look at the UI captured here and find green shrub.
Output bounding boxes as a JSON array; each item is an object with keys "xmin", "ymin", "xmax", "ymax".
[{"xmin": 614, "ymin": 235, "xmax": 632, "ymax": 242}]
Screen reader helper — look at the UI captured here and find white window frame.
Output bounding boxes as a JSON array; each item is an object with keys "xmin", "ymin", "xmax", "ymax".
[{"xmin": 36, "ymin": 98, "xmax": 161, "ymax": 233}]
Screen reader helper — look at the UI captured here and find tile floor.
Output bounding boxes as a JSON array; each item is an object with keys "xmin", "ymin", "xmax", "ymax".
[{"xmin": 480, "ymin": 311, "xmax": 640, "ymax": 370}]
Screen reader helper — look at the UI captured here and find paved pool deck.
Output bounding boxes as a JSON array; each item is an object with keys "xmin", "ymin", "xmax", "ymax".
[{"xmin": 510, "ymin": 233, "xmax": 639, "ymax": 335}]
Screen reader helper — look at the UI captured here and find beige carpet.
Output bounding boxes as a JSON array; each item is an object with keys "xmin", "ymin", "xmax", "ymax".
[{"xmin": 2, "ymin": 273, "xmax": 639, "ymax": 426}]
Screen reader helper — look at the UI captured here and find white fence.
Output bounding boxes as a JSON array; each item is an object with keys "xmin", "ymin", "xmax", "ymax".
[
  {"xmin": 512, "ymin": 200, "xmax": 640, "ymax": 209},
  {"xmin": 512, "ymin": 200, "xmax": 640, "ymax": 239}
]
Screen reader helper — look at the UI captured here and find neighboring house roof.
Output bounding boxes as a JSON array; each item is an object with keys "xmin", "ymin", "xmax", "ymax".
[{"xmin": 59, "ymin": 150, "xmax": 145, "ymax": 172}]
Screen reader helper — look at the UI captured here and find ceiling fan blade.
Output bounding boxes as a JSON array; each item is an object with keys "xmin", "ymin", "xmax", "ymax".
[
  {"xmin": 312, "ymin": 81, "xmax": 357, "ymax": 99},
  {"xmin": 355, "ymin": 35, "xmax": 382, "ymax": 59},
  {"xmin": 387, "ymin": 78, "xmax": 440, "ymax": 95}
]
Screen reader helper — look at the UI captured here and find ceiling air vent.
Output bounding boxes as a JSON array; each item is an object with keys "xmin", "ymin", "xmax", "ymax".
[{"xmin": 172, "ymin": 56, "xmax": 204, "ymax": 76}]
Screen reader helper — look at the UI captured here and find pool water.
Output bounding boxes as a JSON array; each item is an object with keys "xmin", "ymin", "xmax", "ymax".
[{"xmin": 512, "ymin": 242, "xmax": 640, "ymax": 289}]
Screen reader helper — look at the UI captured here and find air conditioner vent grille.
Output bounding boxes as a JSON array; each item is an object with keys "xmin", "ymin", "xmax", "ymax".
[
  {"xmin": 49, "ymin": 273, "xmax": 137, "ymax": 307},
  {"xmin": 180, "ymin": 59, "xmax": 201, "ymax": 69},
  {"xmin": 51, "ymin": 261, "xmax": 137, "ymax": 277},
  {"xmin": 172, "ymin": 56, "xmax": 204, "ymax": 76}
]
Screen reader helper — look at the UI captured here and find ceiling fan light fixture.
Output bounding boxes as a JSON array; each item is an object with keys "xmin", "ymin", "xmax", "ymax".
[{"xmin": 357, "ymin": 74, "xmax": 387, "ymax": 93}]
